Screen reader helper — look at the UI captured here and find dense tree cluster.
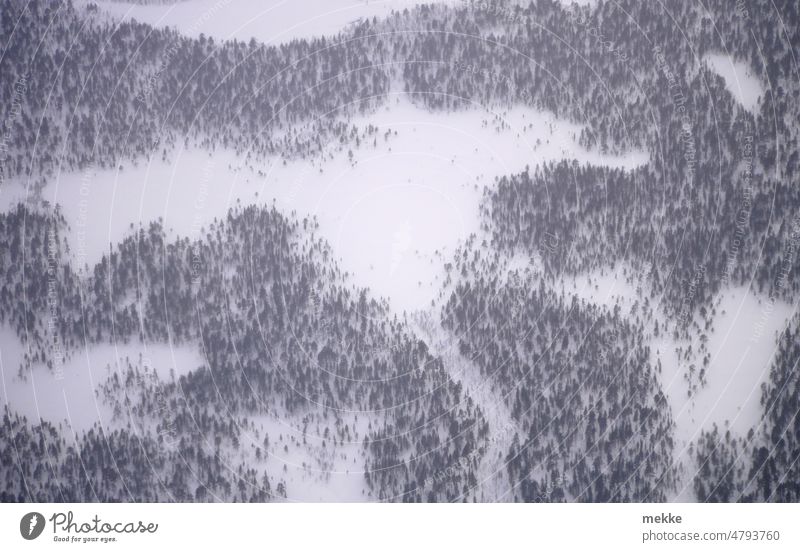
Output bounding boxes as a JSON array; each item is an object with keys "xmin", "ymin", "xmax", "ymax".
[
  {"xmin": 694, "ymin": 312, "xmax": 800, "ymax": 502},
  {"xmin": 0, "ymin": 0, "xmax": 391, "ymax": 188}
]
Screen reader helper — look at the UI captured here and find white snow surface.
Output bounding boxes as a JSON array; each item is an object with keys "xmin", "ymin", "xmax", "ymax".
[{"xmin": 704, "ymin": 53, "xmax": 763, "ymax": 113}]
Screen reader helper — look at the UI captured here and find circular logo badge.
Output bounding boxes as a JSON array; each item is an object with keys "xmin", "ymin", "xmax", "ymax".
[{"xmin": 20, "ymin": 512, "xmax": 45, "ymax": 540}]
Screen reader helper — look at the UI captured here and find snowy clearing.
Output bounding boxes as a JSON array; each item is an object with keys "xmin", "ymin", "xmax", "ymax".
[
  {"xmin": 0, "ymin": 326, "xmax": 203, "ymax": 432},
  {"xmin": 704, "ymin": 53, "xmax": 763, "ymax": 113},
  {"xmin": 1, "ymin": 97, "xmax": 647, "ymax": 314}
]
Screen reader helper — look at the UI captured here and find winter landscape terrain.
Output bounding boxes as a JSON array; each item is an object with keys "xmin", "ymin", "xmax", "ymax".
[{"xmin": 0, "ymin": 0, "xmax": 799, "ymax": 503}]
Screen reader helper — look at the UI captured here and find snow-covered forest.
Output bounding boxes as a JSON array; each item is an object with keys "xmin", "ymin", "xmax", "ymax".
[{"xmin": 1, "ymin": 0, "xmax": 799, "ymax": 502}]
